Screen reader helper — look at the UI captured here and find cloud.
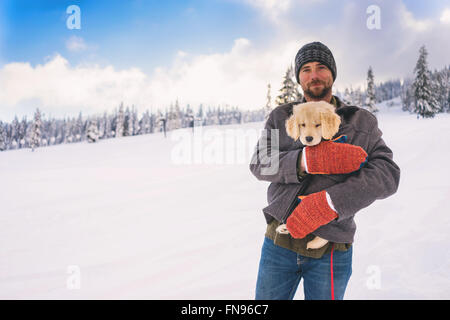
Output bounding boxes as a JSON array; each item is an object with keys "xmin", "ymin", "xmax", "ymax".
[
  {"xmin": 400, "ymin": 5, "xmax": 432, "ymax": 31},
  {"xmin": 0, "ymin": 39, "xmax": 303, "ymax": 121},
  {"xmin": 0, "ymin": 54, "xmax": 151, "ymax": 120},
  {"xmin": 441, "ymin": 8, "xmax": 450, "ymax": 24},
  {"xmin": 1, "ymin": 0, "xmax": 448, "ymax": 122},
  {"xmin": 65, "ymin": 36, "xmax": 88, "ymax": 52},
  {"xmin": 243, "ymin": 0, "xmax": 292, "ymax": 21}
]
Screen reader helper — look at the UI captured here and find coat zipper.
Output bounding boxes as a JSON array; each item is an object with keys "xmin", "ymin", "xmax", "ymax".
[{"xmin": 281, "ymin": 175, "xmax": 311, "ymax": 223}]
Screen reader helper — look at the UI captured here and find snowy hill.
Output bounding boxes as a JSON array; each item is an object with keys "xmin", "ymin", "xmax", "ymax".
[{"xmin": 1, "ymin": 99, "xmax": 450, "ymax": 299}]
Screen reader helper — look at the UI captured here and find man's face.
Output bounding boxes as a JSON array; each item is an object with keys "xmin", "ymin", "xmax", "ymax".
[{"xmin": 298, "ymin": 62, "xmax": 333, "ymax": 100}]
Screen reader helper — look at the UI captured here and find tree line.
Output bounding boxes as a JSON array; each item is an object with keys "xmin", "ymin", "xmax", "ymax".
[
  {"xmin": 0, "ymin": 45, "xmax": 448, "ymax": 152},
  {"xmin": 0, "ymin": 101, "xmax": 265, "ymax": 151}
]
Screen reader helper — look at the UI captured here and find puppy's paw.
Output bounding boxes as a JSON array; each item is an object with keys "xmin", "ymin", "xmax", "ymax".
[
  {"xmin": 306, "ymin": 237, "xmax": 329, "ymax": 250},
  {"xmin": 276, "ymin": 224, "xmax": 290, "ymax": 234}
]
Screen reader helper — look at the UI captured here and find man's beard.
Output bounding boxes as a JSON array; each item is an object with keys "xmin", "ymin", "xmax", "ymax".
[{"xmin": 304, "ymin": 81, "xmax": 332, "ymax": 100}]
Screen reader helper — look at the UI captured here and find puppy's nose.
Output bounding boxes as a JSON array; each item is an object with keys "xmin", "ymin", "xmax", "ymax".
[{"xmin": 305, "ymin": 136, "xmax": 313, "ymax": 143}]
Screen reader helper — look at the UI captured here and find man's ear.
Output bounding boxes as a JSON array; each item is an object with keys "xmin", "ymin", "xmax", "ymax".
[
  {"xmin": 285, "ymin": 114, "xmax": 300, "ymax": 141},
  {"xmin": 320, "ymin": 111, "xmax": 341, "ymax": 140}
]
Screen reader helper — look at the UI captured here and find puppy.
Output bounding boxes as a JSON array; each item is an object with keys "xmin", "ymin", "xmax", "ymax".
[{"xmin": 276, "ymin": 101, "xmax": 341, "ymax": 250}]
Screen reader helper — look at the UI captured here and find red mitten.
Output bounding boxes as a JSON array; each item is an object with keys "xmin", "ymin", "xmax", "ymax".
[
  {"xmin": 286, "ymin": 191, "xmax": 338, "ymax": 239},
  {"xmin": 303, "ymin": 139, "xmax": 368, "ymax": 174}
]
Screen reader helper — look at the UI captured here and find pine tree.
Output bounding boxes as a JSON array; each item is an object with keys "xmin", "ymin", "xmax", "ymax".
[
  {"xmin": 412, "ymin": 45, "xmax": 439, "ymax": 118},
  {"xmin": 141, "ymin": 110, "xmax": 151, "ymax": 134},
  {"xmin": 30, "ymin": 108, "xmax": 42, "ymax": 151},
  {"xmin": 132, "ymin": 106, "xmax": 140, "ymax": 135},
  {"xmin": 343, "ymin": 88, "xmax": 352, "ymax": 105},
  {"xmin": 10, "ymin": 116, "xmax": 20, "ymax": 149},
  {"xmin": 116, "ymin": 102, "xmax": 125, "ymax": 137},
  {"xmin": 19, "ymin": 117, "xmax": 27, "ymax": 148},
  {"xmin": 401, "ymin": 78, "xmax": 414, "ymax": 112},
  {"xmin": 124, "ymin": 106, "xmax": 133, "ymax": 136},
  {"xmin": 364, "ymin": 66, "xmax": 378, "ymax": 114},
  {"xmin": 103, "ymin": 112, "xmax": 111, "ymax": 139},
  {"xmin": 0, "ymin": 121, "xmax": 5, "ymax": 151},
  {"xmin": 174, "ymin": 99, "xmax": 182, "ymax": 129},
  {"xmin": 433, "ymin": 66, "xmax": 449, "ymax": 113},
  {"xmin": 354, "ymin": 87, "xmax": 363, "ymax": 107},
  {"xmin": 276, "ymin": 66, "xmax": 299, "ymax": 105},
  {"xmin": 86, "ymin": 119, "xmax": 99, "ymax": 143},
  {"xmin": 74, "ymin": 112, "xmax": 83, "ymax": 142},
  {"xmin": 265, "ymin": 83, "xmax": 272, "ymax": 121}
]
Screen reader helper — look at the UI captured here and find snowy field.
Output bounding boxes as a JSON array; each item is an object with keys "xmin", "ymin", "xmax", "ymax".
[{"xmin": 1, "ymin": 99, "xmax": 450, "ymax": 299}]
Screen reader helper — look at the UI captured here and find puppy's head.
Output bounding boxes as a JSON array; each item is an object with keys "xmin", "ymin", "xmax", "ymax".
[{"xmin": 285, "ymin": 101, "xmax": 341, "ymax": 146}]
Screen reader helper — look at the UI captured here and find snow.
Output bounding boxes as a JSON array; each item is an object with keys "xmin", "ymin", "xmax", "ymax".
[{"xmin": 1, "ymin": 98, "xmax": 450, "ymax": 299}]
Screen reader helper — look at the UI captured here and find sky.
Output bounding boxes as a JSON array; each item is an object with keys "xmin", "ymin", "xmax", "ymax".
[{"xmin": 0, "ymin": 0, "xmax": 449, "ymax": 121}]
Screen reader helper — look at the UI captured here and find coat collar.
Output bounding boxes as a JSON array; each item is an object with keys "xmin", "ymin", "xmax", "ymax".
[{"xmin": 300, "ymin": 95, "xmax": 359, "ymax": 119}]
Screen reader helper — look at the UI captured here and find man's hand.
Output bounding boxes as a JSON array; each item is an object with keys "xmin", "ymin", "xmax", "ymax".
[
  {"xmin": 303, "ymin": 140, "xmax": 368, "ymax": 175},
  {"xmin": 286, "ymin": 191, "xmax": 338, "ymax": 239}
]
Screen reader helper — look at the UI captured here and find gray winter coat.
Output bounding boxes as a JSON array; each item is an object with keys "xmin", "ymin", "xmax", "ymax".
[{"xmin": 249, "ymin": 96, "xmax": 400, "ymax": 243}]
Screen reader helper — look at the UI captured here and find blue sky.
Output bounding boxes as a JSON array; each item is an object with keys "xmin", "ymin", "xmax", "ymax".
[
  {"xmin": 0, "ymin": 0, "xmax": 449, "ymax": 121},
  {"xmin": 1, "ymin": 0, "xmax": 268, "ymax": 72}
]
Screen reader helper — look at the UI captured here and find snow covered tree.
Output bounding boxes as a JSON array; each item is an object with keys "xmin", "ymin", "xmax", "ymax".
[
  {"xmin": 10, "ymin": 116, "xmax": 20, "ymax": 149},
  {"xmin": 173, "ymin": 99, "xmax": 182, "ymax": 129},
  {"xmin": 353, "ymin": 87, "xmax": 363, "ymax": 107},
  {"xmin": 124, "ymin": 106, "xmax": 133, "ymax": 136},
  {"xmin": 412, "ymin": 46, "xmax": 439, "ymax": 118},
  {"xmin": 343, "ymin": 88, "xmax": 352, "ymax": 105},
  {"xmin": 102, "ymin": 112, "xmax": 112, "ymax": 139},
  {"xmin": 86, "ymin": 120, "xmax": 99, "ymax": 143},
  {"xmin": 432, "ymin": 66, "xmax": 449, "ymax": 113},
  {"xmin": 140, "ymin": 110, "xmax": 151, "ymax": 134},
  {"xmin": 132, "ymin": 106, "xmax": 140, "ymax": 135},
  {"xmin": 156, "ymin": 111, "xmax": 167, "ymax": 137},
  {"xmin": 73, "ymin": 112, "xmax": 84, "ymax": 142},
  {"xmin": 116, "ymin": 103, "xmax": 125, "ymax": 137},
  {"xmin": 30, "ymin": 108, "xmax": 42, "ymax": 151},
  {"xmin": 364, "ymin": 66, "xmax": 378, "ymax": 114},
  {"xmin": 276, "ymin": 66, "xmax": 301, "ymax": 105},
  {"xmin": 401, "ymin": 78, "xmax": 414, "ymax": 112},
  {"xmin": 265, "ymin": 83, "xmax": 272, "ymax": 121},
  {"xmin": 0, "ymin": 121, "xmax": 5, "ymax": 151}
]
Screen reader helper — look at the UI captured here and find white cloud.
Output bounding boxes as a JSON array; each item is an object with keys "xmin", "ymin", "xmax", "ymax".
[
  {"xmin": 65, "ymin": 36, "xmax": 88, "ymax": 52},
  {"xmin": 244, "ymin": 0, "xmax": 291, "ymax": 21},
  {"xmin": 0, "ymin": 39, "xmax": 304, "ymax": 121},
  {"xmin": 400, "ymin": 6, "xmax": 432, "ymax": 31},
  {"xmin": 0, "ymin": 54, "xmax": 151, "ymax": 120},
  {"xmin": 1, "ymin": 0, "xmax": 449, "ymax": 122},
  {"xmin": 440, "ymin": 8, "xmax": 450, "ymax": 24}
]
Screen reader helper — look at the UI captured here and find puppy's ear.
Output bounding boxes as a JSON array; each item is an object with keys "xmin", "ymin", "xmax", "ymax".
[
  {"xmin": 285, "ymin": 114, "xmax": 300, "ymax": 141},
  {"xmin": 320, "ymin": 111, "xmax": 341, "ymax": 140}
]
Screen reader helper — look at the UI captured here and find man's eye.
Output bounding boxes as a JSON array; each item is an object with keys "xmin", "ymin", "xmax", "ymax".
[{"xmin": 316, "ymin": 124, "xmax": 321, "ymax": 128}]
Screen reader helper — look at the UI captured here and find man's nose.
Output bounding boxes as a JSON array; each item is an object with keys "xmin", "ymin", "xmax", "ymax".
[{"xmin": 310, "ymin": 69, "xmax": 319, "ymax": 79}]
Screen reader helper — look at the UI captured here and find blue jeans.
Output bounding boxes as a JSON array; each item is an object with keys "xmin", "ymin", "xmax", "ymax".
[{"xmin": 255, "ymin": 237, "xmax": 352, "ymax": 300}]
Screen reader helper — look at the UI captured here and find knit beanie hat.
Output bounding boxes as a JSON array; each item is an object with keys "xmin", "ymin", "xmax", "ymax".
[{"xmin": 294, "ymin": 42, "xmax": 337, "ymax": 84}]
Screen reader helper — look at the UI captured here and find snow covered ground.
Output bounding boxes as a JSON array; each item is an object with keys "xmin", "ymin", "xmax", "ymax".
[{"xmin": 1, "ymin": 98, "xmax": 450, "ymax": 299}]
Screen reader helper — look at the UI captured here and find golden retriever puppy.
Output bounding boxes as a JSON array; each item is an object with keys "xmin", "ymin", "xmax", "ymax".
[
  {"xmin": 276, "ymin": 101, "xmax": 341, "ymax": 250},
  {"xmin": 286, "ymin": 101, "xmax": 341, "ymax": 146}
]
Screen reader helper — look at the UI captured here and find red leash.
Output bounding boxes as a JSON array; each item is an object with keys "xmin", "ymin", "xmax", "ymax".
[{"xmin": 330, "ymin": 243, "xmax": 335, "ymax": 300}]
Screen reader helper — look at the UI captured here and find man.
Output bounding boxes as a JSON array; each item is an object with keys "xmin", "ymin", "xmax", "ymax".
[{"xmin": 249, "ymin": 42, "xmax": 400, "ymax": 300}]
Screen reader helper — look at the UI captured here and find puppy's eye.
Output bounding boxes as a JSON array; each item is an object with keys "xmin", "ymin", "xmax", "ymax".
[
  {"xmin": 316, "ymin": 124, "xmax": 321, "ymax": 128},
  {"xmin": 301, "ymin": 124, "xmax": 306, "ymax": 127}
]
